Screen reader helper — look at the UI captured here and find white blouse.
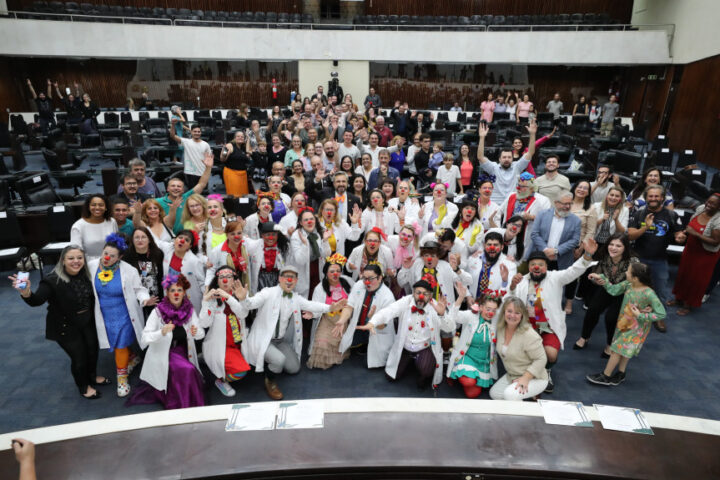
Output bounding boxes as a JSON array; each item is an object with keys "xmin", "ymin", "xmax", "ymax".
[{"xmin": 70, "ymin": 218, "xmax": 118, "ymax": 262}]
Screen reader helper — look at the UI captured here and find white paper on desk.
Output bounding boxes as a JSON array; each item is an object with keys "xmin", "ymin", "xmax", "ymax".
[
  {"xmin": 238, "ymin": 198, "xmax": 249, "ymax": 204},
  {"xmin": 44, "ymin": 242, "xmax": 71, "ymax": 250},
  {"xmin": 539, "ymin": 400, "xmax": 593, "ymax": 427},
  {"xmin": 225, "ymin": 403, "xmax": 278, "ymax": 431},
  {"xmin": 692, "ymin": 169, "xmax": 701, "ymax": 175},
  {"xmin": 594, "ymin": 404, "xmax": 654, "ymax": 435},
  {"xmin": 0, "ymin": 247, "xmax": 20, "ymax": 255},
  {"xmin": 276, "ymin": 401, "xmax": 324, "ymax": 430}
]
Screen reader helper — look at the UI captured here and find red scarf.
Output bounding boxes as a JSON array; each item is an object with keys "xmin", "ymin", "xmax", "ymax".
[
  {"xmin": 263, "ymin": 246, "xmax": 278, "ymax": 271},
  {"xmin": 222, "ymin": 241, "xmax": 247, "ymax": 272},
  {"xmin": 506, "ymin": 193, "xmax": 536, "ymax": 222}
]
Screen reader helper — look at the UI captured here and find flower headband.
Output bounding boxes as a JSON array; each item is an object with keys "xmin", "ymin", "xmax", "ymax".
[
  {"xmin": 430, "ymin": 182, "xmax": 449, "ymax": 190},
  {"xmin": 257, "ymin": 191, "xmax": 278, "ymax": 207},
  {"xmin": 207, "ymin": 194, "xmax": 224, "ymax": 202},
  {"xmin": 482, "ymin": 288, "xmax": 506, "ymax": 302},
  {"xmin": 190, "ymin": 230, "xmax": 199, "ymax": 248},
  {"xmin": 161, "ymin": 274, "xmax": 180, "ymax": 290},
  {"xmin": 298, "ymin": 206, "xmax": 315, "ymax": 215},
  {"xmin": 478, "ymin": 173, "xmax": 496, "ymax": 184},
  {"xmin": 325, "ymin": 253, "xmax": 347, "ymax": 267},
  {"xmin": 519, "ymin": 172, "xmax": 534, "ymax": 182},
  {"xmin": 402, "ymin": 221, "xmax": 422, "ymax": 237},
  {"xmin": 105, "ymin": 233, "xmax": 128, "ymax": 253}
]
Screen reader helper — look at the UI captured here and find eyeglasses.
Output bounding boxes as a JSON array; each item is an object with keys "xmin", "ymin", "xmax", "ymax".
[
  {"xmin": 218, "ymin": 274, "xmax": 234, "ymax": 280},
  {"xmin": 362, "ymin": 275, "xmax": 379, "ymax": 282},
  {"xmin": 281, "ymin": 274, "xmax": 297, "ymax": 279}
]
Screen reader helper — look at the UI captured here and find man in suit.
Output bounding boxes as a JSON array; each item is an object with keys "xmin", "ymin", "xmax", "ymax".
[
  {"xmin": 305, "ymin": 156, "xmax": 334, "ymax": 201},
  {"xmin": 390, "ymin": 101, "xmax": 412, "ymax": 139},
  {"xmin": 309, "ymin": 171, "xmax": 361, "ymax": 223},
  {"xmin": 367, "ymin": 149, "xmax": 401, "ymax": 190},
  {"xmin": 528, "ymin": 190, "xmax": 581, "ymax": 271}
]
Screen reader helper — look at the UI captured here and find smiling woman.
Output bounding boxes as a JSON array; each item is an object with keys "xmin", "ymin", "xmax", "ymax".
[{"xmin": 70, "ymin": 194, "xmax": 118, "ymax": 263}]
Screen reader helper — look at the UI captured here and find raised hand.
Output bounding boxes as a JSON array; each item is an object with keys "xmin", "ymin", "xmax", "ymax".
[
  {"xmin": 8, "ymin": 274, "xmax": 31, "ymax": 297},
  {"xmin": 203, "ymin": 150, "xmax": 215, "ymax": 168},
  {"xmin": 510, "ymin": 273, "xmax": 524, "ymax": 290},
  {"xmin": 449, "ymin": 253, "xmax": 460, "ymax": 271},
  {"xmin": 298, "ymin": 229, "xmax": 308, "ymax": 245},
  {"xmin": 402, "ymin": 256, "xmax": 415, "ymax": 270},
  {"xmin": 583, "ymin": 237, "xmax": 598, "ymax": 256},
  {"xmin": 144, "ymin": 296, "xmax": 159, "ymax": 307},
  {"xmin": 432, "ymin": 296, "xmax": 448, "ymax": 316},
  {"xmin": 478, "ymin": 122, "xmax": 489, "ymax": 137},
  {"xmin": 455, "ymin": 280, "xmax": 468, "ymax": 301},
  {"xmin": 323, "ymin": 228, "xmax": 333, "ymax": 241},
  {"xmin": 525, "ymin": 117, "xmax": 538, "ymax": 135},
  {"xmin": 330, "ymin": 298, "xmax": 348, "ymax": 312},
  {"xmin": 161, "ymin": 323, "xmax": 175, "ymax": 336},
  {"xmin": 500, "ymin": 263, "xmax": 509, "ymax": 282},
  {"xmin": 349, "ymin": 204, "xmax": 361, "ymax": 225}
]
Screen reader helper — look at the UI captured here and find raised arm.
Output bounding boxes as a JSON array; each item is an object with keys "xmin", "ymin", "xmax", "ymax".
[
  {"xmin": 192, "ymin": 151, "xmax": 215, "ymax": 194},
  {"xmin": 26, "ymin": 79, "xmax": 37, "ymax": 100},
  {"xmin": 169, "ymin": 117, "xmax": 183, "ymax": 145},
  {"xmin": 477, "ymin": 122, "xmax": 489, "ymax": 164},
  {"xmin": 525, "ymin": 118, "xmax": 538, "ymax": 158},
  {"xmin": 46, "ymin": 79, "xmax": 53, "ymax": 99},
  {"xmin": 53, "ymin": 81, "xmax": 64, "ymax": 100}
]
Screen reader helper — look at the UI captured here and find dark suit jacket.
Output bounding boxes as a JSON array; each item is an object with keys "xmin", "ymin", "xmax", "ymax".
[
  {"xmin": 311, "ymin": 187, "xmax": 361, "ymax": 222},
  {"xmin": 529, "ymin": 208, "xmax": 582, "ymax": 270},
  {"xmin": 390, "ymin": 109, "xmax": 412, "ymax": 137}
]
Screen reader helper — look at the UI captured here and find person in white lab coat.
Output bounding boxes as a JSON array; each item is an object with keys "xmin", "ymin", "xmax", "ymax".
[
  {"xmin": 346, "ymin": 227, "xmax": 396, "ymax": 281},
  {"xmin": 418, "ymin": 182, "xmax": 459, "ymax": 236},
  {"xmin": 237, "ymin": 265, "xmax": 347, "ymax": 400},
  {"xmin": 160, "ymin": 229, "xmax": 205, "ymax": 313},
  {"xmin": 465, "ymin": 231, "xmax": 517, "ymax": 301},
  {"xmin": 289, "ymin": 208, "xmax": 332, "ymax": 299},
  {"xmin": 357, "ymin": 279, "xmax": 453, "ymax": 388},
  {"xmin": 128, "ymin": 273, "xmax": 205, "ymax": 409}
]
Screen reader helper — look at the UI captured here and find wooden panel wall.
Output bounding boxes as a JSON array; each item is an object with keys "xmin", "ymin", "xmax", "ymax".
[
  {"xmin": 365, "ymin": 0, "xmax": 633, "ymax": 22},
  {"xmin": 8, "ymin": 0, "xmax": 300, "ymax": 13},
  {"xmin": 0, "ymin": 58, "xmax": 26, "ymax": 123},
  {"xmin": 667, "ymin": 54, "xmax": 720, "ymax": 169},
  {"xmin": 620, "ymin": 65, "xmax": 674, "ymax": 140}
]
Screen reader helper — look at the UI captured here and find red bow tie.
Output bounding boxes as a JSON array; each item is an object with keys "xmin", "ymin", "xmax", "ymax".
[{"xmin": 411, "ymin": 306, "xmax": 425, "ymax": 314}]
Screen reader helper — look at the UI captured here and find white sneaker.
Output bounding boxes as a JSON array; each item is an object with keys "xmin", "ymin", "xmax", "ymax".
[
  {"xmin": 702, "ymin": 294, "xmax": 710, "ymax": 304},
  {"xmin": 215, "ymin": 379, "xmax": 236, "ymax": 397}
]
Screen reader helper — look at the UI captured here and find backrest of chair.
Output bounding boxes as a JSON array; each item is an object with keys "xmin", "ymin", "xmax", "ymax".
[
  {"xmin": 46, "ymin": 205, "xmax": 77, "ymax": 241},
  {"xmin": 0, "ymin": 210, "xmax": 24, "ymax": 247},
  {"xmin": 42, "ymin": 147, "xmax": 62, "ymax": 171},
  {"xmin": 101, "ymin": 129, "xmax": 125, "ymax": 148},
  {"xmin": 104, "ymin": 112, "xmax": 119, "ymax": 126},
  {"xmin": 15, "ymin": 173, "xmax": 61, "ymax": 206}
]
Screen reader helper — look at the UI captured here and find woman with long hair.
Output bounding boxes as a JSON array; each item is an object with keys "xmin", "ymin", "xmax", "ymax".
[
  {"xmin": 339, "ymin": 155, "xmax": 355, "ymax": 177},
  {"xmin": 89, "ymin": 234, "xmax": 155, "ymax": 397},
  {"xmin": 268, "ymin": 133, "xmax": 287, "ymax": 166},
  {"xmin": 123, "ymin": 227, "xmax": 165, "ymax": 319},
  {"xmin": 288, "ymin": 159, "xmax": 309, "ymax": 193},
  {"xmin": 71, "ymin": 194, "xmax": 118, "ymax": 262},
  {"xmin": 133, "ymin": 198, "xmax": 177, "ymax": 244},
  {"xmin": 11, "ymin": 245, "xmax": 109, "ymax": 399},
  {"xmin": 459, "ymin": 144, "xmax": 478, "ymax": 192},
  {"xmin": 200, "ymin": 266, "xmax": 250, "ymax": 397},
  {"xmin": 362, "ymin": 189, "xmax": 401, "ymax": 235},
  {"xmin": 318, "ymin": 198, "xmax": 362, "ymax": 256},
  {"xmin": 565, "ymin": 180, "xmax": 598, "ymax": 314},
  {"xmin": 220, "ymin": 130, "xmax": 251, "ymax": 196},
  {"xmin": 593, "ymin": 186, "xmax": 629, "ymax": 251},
  {"xmin": 628, "ymin": 167, "xmax": 674, "ymax": 212},
  {"xmin": 347, "ymin": 227, "xmax": 395, "ymax": 281},
  {"xmin": 307, "ymin": 254, "xmax": 353, "ymax": 369},
  {"xmin": 206, "ymin": 220, "xmax": 251, "ymax": 289},
  {"xmin": 244, "ymin": 194, "xmax": 276, "ymax": 240},
  {"xmin": 476, "ymin": 177, "xmax": 500, "ymax": 229},
  {"xmin": 452, "ymin": 200, "xmax": 484, "ymax": 254},
  {"xmin": 350, "ymin": 173, "xmax": 368, "ymax": 209},
  {"xmin": 199, "ymin": 195, "xmax": 228, "ymax": 256},
  {"xmin": 160, "ymin": 230, "xmax": 205, "ymax": 312},
  {"xmin": 355, "ymin": 152, "xmax": 374, "ymax": 183},
  {"xmin": 501, "ymin": 215, "xmax": 527, "ymax": 262},
  {"xmin": 180, "ymin": 193, "xmax": 208, "ymax": 234},
  {"xmin": 418, "ymin": 182, "xmax": 459, "ymax": 236},
  {"xmin": 291, "ymin": 208, "xmax": 332, "ymax": 298},
  {"xmin": 284, "ymin": 135, "xmax": 305, "ymax": 168},
  {"xmin": 388, "ymin": 179, "xmax": 421, "ymax": 225},
  {"xmin": 129, "ymin": 273, "xmax": 205, "ymax": 409}
]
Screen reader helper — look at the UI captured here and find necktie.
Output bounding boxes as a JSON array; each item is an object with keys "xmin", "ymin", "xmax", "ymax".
[
  {"xmin": 357, "ymin": 290, "xmax": 375, "ymax": 326},
  {"xmin": 411, "ymin": 306, "xmax": 425, "ymax": 314},
  {"xmin": 477, "ymin": 261, "xmax": 491, "ymax": 298},
  {"xmin": 307, "ymin": 232, "xmax": 321, "ymax": 261}
]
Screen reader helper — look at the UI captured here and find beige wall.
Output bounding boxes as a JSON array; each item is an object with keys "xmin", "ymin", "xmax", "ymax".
[
  {"xmin": 632, "ymin": 0, "xmax": 720, "ymax": 63},
  {"xmin": 298, "ymin": 60, "xmax": 369, "ymax": 106}
]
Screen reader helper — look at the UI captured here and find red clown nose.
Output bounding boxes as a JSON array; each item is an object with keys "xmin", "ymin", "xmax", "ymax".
[
  {"xmin": 364, "ymin": 280, "xmax": 371, "ymax": 286},
  {"xmin": 487, "ymin": 312, "xmax": 495, "ymax": 318},
  {"xmin": 223, "ymin": 279, "xmax": 229, "ymax": 284},
  {"xmin": 418, "ymin": 294, "xmax": 425, "ymax": 301},
  {"xmin": 104, "ymin": 255, "xmax": 110, "ymax": 261},
  {"xmin": 178, "ymin": 239, "xmax": 185, "ymax": 245},
  {"xmin": 533, "ymin": 266, "xmax": 541, "ymax": 271}
]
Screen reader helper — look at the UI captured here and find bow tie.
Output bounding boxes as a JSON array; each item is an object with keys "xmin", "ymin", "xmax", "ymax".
[
  {"xmin": 282, "ymin": 291, "xmax": 293, "ymax": 299},
  {"xmin": 335, "ymin": 195, "xmax": 345, "ymax": 203},
  {"xmin": 411, "ymin": 306, "xmax": 425, "ymax": 314},
  {"xmin": 423, "ymin": 268, "xmax": 436, "ymax": 275}
]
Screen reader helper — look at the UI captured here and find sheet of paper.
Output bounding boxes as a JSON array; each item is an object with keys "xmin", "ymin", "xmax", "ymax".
[
  {"xmin": 667, "ymin": 245, "xmax": 684, "ymax": 253},
  {"xmin": 539, "ymin": 400, "xmax": 593, "ymax": 427},
  {"xmin": 594, "ymin": 404, "xmax": 653, "ymax": 435},
  {"xmin": 0, "ymin": 247, "xmax": 20, "ymax": 255},
  {"xmin": 44, "ymin": 242, "xmax": 71, "ymax": 250},
  {"xmin": 225, "ymin": 403, "xmax": 278, "ymax": 431},
  {"xmin": 275, "ymin": 401, "xmax": 324, "ymax": 430}
]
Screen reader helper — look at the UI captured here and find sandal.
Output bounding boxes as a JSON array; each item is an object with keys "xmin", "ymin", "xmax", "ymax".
[
  {"xmin": 83, "ymin": 389, "xmax": 102, "ymax": 400},
  {"xmin": 94, "ymin": 376, "xmax": 112, "ymax": 386},
  {"xmin": 677, "ymin": 308, "xmax": 691, "ymax": 316},
  {"xmin": 666, "ymin": 299, "xmax": 678, "ymax": 306}
]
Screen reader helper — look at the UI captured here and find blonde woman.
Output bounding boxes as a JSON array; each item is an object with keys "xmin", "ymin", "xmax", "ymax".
[
  {"xmin": 134, "ymin": 198, "xmax": 177, "ymax": 244},
  {"xmin": 317, "ymin": 198, "xmax": 362, "ymax": 256},
  {"xmin": 489, "ymin": 296, "xmax": 548, "ymax": 400}
]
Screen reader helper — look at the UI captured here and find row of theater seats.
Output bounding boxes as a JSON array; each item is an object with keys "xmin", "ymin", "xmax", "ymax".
[
  {"xmin": 353, "ymin": 13, "xmax": 624, "ymax": 30},
  {"xmin": 21, "ymin": 2, "xmax": 313, "ymax": 26}
]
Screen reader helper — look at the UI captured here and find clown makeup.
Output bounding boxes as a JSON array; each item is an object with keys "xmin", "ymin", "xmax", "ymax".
[
  {"xmin": 433, "ymin": 184, "xmax": 447, "ymax": 201},
  {"xmin": 397, "ymin": 181, "xmax": 410, "ymax": 199},
  {"xmin": 291, "ymin": 194, "xmax": 306, "ymax": 211},
  {"xmin": 262, "ymin": 231, "xmax": 278, "ymax": 247},
  {"xmin": 100, "ymin": 246, "xmax": 120, "ymax": 268},
  {"xmin": 280, "ymin": 272, "xmax": 297, "ymax": 292},
  {"xmin": 481, "ymin": 301, "xmax": 499, "ymax": 321},
  {"xmin": 300, "ymin": 212, "xmax": 316, "ymax": 231},
  {"xmin": 174, "ymin": 234, "xmax": 192, "ymax": 252},
  {"xmin": 413, "ymin": 288, "xmax": 430, "ymax": 308},
  {"xmin": 228, "ymin": 227, "xmax": 243, "ymax": 245},
  {"xmin": 259, "ymin": 198, "xmax": 273, "ymax": 216},
  {"xmin": 269, "ymin": 177, "xmax": 282, "ymax": 192},
  {"xmin": 365, "ymin": 233, "xmax": 381, "ymax": 253},
  {"xmin": 322, "ymin": 204, "xmax": 336, "ymax": 222},
  {"xmin": 462, "ymin": 205, "xmax": 476, "ymax": 222},
  {"xmin": 399, "ymin": 229, "xmax": 414, "ymax": 246},
  {"xmin": 361, "ymin": 272, "xmax": 380, "ymax": 291},
  {"xmin": 484, "ymin": 239, "xmax": 502, "ymax": 258},
  {"xmin": 207, "ymin": 200, "xmax": 223, "ymax": 219},
  {"xmin": 327, "ymin": 264, "xmax": 342, "ymax": 284},
  {"xmin": 423, "ymin": 253, "xmax": 438, "ymax": 269},
  {"xmin": 167, "ymin": 284, "xmax": 185, "ymax": 306},
  {"xmin": 217, "ymin": 271, "xmax": 235, "ymax": 292},
  {"xmin": 370, "ymin": 192, "xmax": 384, "ymax": 211},
  {"xmin": 479, "ymin": 181, "xmax": 493, "ymax": 199},
  {"xmin": 63, "ymin": 249, "xmax": 85, "ymax": 276}
]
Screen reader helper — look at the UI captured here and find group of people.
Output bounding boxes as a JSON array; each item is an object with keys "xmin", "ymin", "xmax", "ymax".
[{"xmin": 13, "ymin": 89, "xmax": 715, "ymax": 411}]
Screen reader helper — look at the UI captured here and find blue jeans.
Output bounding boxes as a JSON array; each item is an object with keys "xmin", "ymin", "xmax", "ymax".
[{"xmin": 640, "ymin": 258, "xmax": 669, "ymax": 303}]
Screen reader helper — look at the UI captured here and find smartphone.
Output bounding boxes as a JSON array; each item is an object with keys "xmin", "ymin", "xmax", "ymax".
[
  {"xmin": 17, "ymin": 271, "xmax": 29, "ymax": 290},
  {"xmin": 65, "ymin": 87, "xmax": 71, "ymax": 95}
]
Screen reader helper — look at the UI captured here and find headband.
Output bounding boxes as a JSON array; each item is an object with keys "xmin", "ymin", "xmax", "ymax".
[
  {"xmin": 207, "ymin": 194, "xmax": 224, "ymax": 202},
  {"xmin": 161, "ymin": 274, "xmax": 180, "ymax": 290},
  {"xmin": 431, "ymin": 182, "xmax": 449, "ymax": 190},
  {"xmin": 369, "ymin": 227, "xmax": 388, "ymax": 242},
  {"xmin": 325, "ymin": 253, "xmax": 347, "ymax": 267},
  {"xmin": 105, "ymin": 233, "xmax": 128, "ymax": 254},
  {"xmin": 478, "ymin": 173, "xmax": 496, "ymax": 184},
  {"xmin": 519, "ymin": 172, "xmax": 534, "ymax": 182}
]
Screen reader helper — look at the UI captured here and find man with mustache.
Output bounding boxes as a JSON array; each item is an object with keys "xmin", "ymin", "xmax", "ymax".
[
  {"xmin": 357, "ymin": 278, "xmax": 453, "ymax": 389},
  {"xmin": 465, "ymin": 232, "xmax": 517, "ymax": 303},
  {"xmin": 237, "ymin": 265, "xmax": 347, "ymax": 400},
  {"xmin": 508, "ymin": 238, "xmax": 598, "ymax": 394},
  {"xmin": 528, "ymin": 190, "xmax": 581, "ymax": 271},
  {"xmin": 494, "ymin": 173, "xmax": 551, "ymax": 250}
]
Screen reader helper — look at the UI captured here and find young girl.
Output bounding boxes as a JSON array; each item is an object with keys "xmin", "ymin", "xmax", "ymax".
[
  {"xmin": 586, "ymin": 262, "xmax": 666, "ymax": 386},
  {"xmin": 436, "ymin": 153, "xmax": 462, "ymax": 196},
  {"xmin": 447, "ymin": 289, "xmax": 500, "ymax": 398}
]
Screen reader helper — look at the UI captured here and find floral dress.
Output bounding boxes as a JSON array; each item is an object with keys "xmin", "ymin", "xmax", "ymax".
[
  {"xmin": 450, "ymin": 318, "xmax": 494, "ymax": 387},
  {"xmin": 599, "ymin": 276, "xmax": 666, "ymax": 358}
]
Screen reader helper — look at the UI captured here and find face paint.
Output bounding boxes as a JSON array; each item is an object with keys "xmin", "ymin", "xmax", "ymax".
[
  {"xmin": 533, "ymin": 266, "xmax": 541, "ymax": 272},
  {"xmin": 486, "ymin": 311, "xmax": 495, "ymax": 318},
  {"xmin": 418, "ymin": 294, "xmax": 426, "ymax": 301},
  {"xmin": 222, "ymin": 278, "xmax": 229, "ymax": 284},
  {"xmin": 367, "ymin": 240, "xmax": 378, "ymax": 246},
  {"xmin": 329, "ymin": 272, "xmax": 340, "ymax": 280},
  {"xmin": 104, "ymin": 255, "xmax": 110, "ymax": 261},
  {"xmin": 178, "ymin": 239, "xmax": 185, "ymax": 245}
]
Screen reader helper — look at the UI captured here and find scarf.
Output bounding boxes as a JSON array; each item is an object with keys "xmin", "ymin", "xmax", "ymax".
[
  {"xmin": 434, "ymin": 203, "xmax": 448, "ymax": 226},
  {"xmin": 156, "ymin": 296, "xmax": 194, "ymax": 327},
  {"xmin": 307, "ymin": 231, "xmax": 321, "ymax": 261},
  {"xmin": 506, "ymin": 193, "xmax": 535, "ymax": 221},
  {"xmin": 394, "ymin": 243, "xmax": 415, "ymax": 269}
]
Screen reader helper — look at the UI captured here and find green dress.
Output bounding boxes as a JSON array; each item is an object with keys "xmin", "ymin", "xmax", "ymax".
[
  {"xmin": 599, "ymin": 276, "xmax": 667, "ymax": 358},
  {"xmin": 450, "ymin": 320, "xmax": 493, "ymax": 387}
]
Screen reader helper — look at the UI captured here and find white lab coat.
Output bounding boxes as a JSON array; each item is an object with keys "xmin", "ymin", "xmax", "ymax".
[
  {"xmin": 139, "ymin": 307, "xmax": 204, "ymax": 392},
  {"xmin": 361, "ymin": 208, "xmax": 401, "ymax": 235},
  {"xmin": 338, "ymin": 282, "xmax": 397, "ymax": 368},
  {"xmin": 245, "ymin": 212, "xmax": 289, "ymax": 240},
  {"xmin": 346, "ymin": 244, "xmax": 395, "ymax": 281},
  {"xmin": 494, "ymin": 193, "xmax": 551, "ymax": 248},
  {"xmin": 507, "ymin": 256, "xmax": 592, "ymax": 348},
  {"xmin": 419, "ymin": 232, "xmax": 469, "ymax": 269},
  {"xmin": 453, "ymin": 218, "xmax": 485, "ymax": 253},
  {"xmin": 242, "ymin": 286, "xmax": 330, "ymax": 372},
  {"xmin": 89, "ymin": 259, "xmax": 150, "ymax": 350},
  {"xmin": 198, "ymin": 296, "xmax": 248, "ymax": 379},
  {"xmin": 370, "ymin": 295, "xmax": 455, "ymax": 386},
  {"xmin": 419, "ymin": 201, "xmax": 458, "ymax": 237},
  {"xmin": 477, "ymin": 200, "xmax": 501, "ymax": 230},
  {"xmin": 388, "ymin": 197, "xmax": 421, "ymax": 225},
  {"xmin": 289, "ymin": 229, "xmax": 332, "ymax": 298},
  {"xmin": 387, "ymin": 235, "xmax": 419, "ymax": 272},
  {"xmin": 204, "ymin": 241, "xmax": 251, "ymax": 287},
  {"xmin": 396, "ymin": 258, "xmax": 471, "ymax": 304},
  {"xmin": 446, "ymin": 305, "xmax": 498, "ymax": 381},
  {"xmin": 160, "ymin": 244, "xmax": 205, "ymax": 312},
  {"xmin": 244, "ymin": 237, "xmax": 288, "ymax": 295},
  {"xmin": 466, "ymin": 253, "xmax": 517, "ymax": 297},
  {"xmin": 321, "ymin": 220, "xmax": 362, "ymax": 257}
]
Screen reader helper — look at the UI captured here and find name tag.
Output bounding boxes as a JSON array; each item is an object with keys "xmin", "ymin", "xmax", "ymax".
[
  {"xmin": 658, "ymin": 135, "xmax": 665, "ymax": 139},
  {"xmin": 33, "ymin": 176, "xmax": 42, "ymax": 183},
  {"xmin": 692, "ymin": 169, "xmax": 701, "ymax": 175},
  {"xmin": 239, "ymin": 198, "xmax": 249, "ymax": 204},
  {"xmin": 661, "ymin": 148, "xmax": 670, "ymax": 153},
  {"xmin": 685, "ymin": 150, "xmax": 693, "ymax": 155},
  {"xmin": 53, "ymin": 205, "xmax": 65, "ymax": 212}
]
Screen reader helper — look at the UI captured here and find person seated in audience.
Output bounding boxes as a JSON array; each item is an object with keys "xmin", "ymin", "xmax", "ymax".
[
  {"xmin": 156, "ymin": 154, "xmax": 214, "ymax": 234},
  {"xmin": 111, "ymin": 199, "xmax": 134, "ymax": 237},
  {"xmin": 124, "ymin": 226, "xmax": 165, "ymax": 319},
  {"xmin": 478, "ymin": 119, "xmax": 538, "ymax": 204},
  {"xmin": 128, "ymin": 274, "xmax": 205, "ymax": 409},
  {"xmin": 436, "ymin": 153, "xmax": 462, "ymax": 196},
  {"xmin": 160, "ymin": 230, "xmax": 205, "ymax": 312},
  {"xmin": 528, "ymin": 190, "xmax": 581, "ymax": 272},
  {"xmin": 466, "ymin": 232, "xmax": 516, "ymax": 301},
  {"xmin": 169, "ymin": 121, "xmax": 211, "ymax": 190},
  {"xmin": 307, "ymin": 254, "xmax": 354, "ymax": 369},
  {"xmin": 535, "ymin": 155, "xmax": 570, "ymax": 202},
  {"xmin": 368, "ymin": 149, "xmax": 401, "ymax": 190},
  {"xmin": 200, "ymin": 266, "xmax": 250, "ymax": 397},
  {"xmin": 237, "ymin": 265, "xmax": 346, "ymax": 400},
  {"xmin": 494, "ymin": 173, "xmax": 551, "ymax": 259},
  {"xmin": 71, "ymin": 194, "xmax": 119, "ymax": 263},
  {"xmin": 450, "ymin": 102, "xmax": 463, "ymax": 112},
  {"xmin": 90, "ymin": 234, "xmax": 156, "ymax": 397},
  {"xmin": 448, "ymin": 288, "xmax": 502, "ymax": 398},
  {"xmin": 347, "ymin": 227, "xmax": 395, "ymax": 281},
  {"xmin": 362, "ymin": 189, "xmax": 400, "ymax": 235},
  {"xmin": 418, "ymin": 182, "xmax": 459, "ymax": 236},
  {"xmin": 586, "ymin": 262, "xmax": 666, "ymax": 386},
  {"xmin": 489, "ymin": 296, "xmax": 548, "ymax": 401},
  {"xmin": 318, "ymin": 198, "xmax": 362, "ymax": 257},
  {"xmin": 627, "ymin": 167, "xmax": 674, "ymax": 213},
  {"xmin": 120, "ymin": 158, "xmax": 161, "ymax": 198},
  {"xmin": 508, "ymin": 238, "xmax": 598, "ymax": 394},
  {"xmin": 133, "ymin": 198, "xmax": 177, "ymax": 244},
  {"xmin": 668, "ymin": 193, "xmax": 720, "ymax": 316},
  {"xmin": 111, "ymin": 174, "xmax": 151, "ymax": 210},
  {"xmin": 357, "ymin": 278, "xmax": 450, "ymax": 389},
  {"xmin": 590, "ymin": 164, "xmax": 621, "ymax": 203},
  {"xmin": 11, "ymin": 245, "xmax": 108, "ymax": 399}
]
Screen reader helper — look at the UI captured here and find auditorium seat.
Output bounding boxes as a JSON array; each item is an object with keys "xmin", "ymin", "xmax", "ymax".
[
  {"xmin": 99, "ymin": 129, "xmax": 126, "ymax": 167},
  {"xmin": 0, "ymin": 211, "xmax": 29, "ymax": 270},
  {"xmin": 41, "ymin": 147, "xmax": 92, "ymax": 195},
  {"xmin": 15, "ymin": 172, "xmax": 63, "ymax": 207}
]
